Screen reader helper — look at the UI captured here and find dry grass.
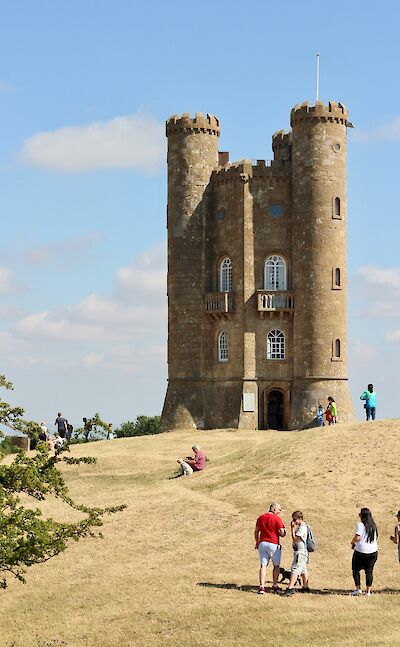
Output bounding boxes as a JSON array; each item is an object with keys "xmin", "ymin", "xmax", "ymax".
[{"xmin": 2, "ymin": 420, "xmax": 400, "ymax": 647}]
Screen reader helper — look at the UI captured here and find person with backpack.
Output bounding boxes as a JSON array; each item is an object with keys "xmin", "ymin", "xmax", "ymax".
[
  {"xmin": 282, "ymin": 510, "xmax": 314, "ymax": 596},
  {"xmin": 350, "ymin": 507, "xmax": 378, "ymax": 596}
]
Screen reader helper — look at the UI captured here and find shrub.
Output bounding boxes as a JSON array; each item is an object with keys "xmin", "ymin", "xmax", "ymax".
[
  {"xmin": 115, "ymin": 415, "xmax": 161, "ymax": 438},
  {"xmin": 0, "ymin": 436, "xmax": 14, "ymax": 456}
]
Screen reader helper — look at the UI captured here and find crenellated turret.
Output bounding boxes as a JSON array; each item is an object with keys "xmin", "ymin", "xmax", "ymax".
[
  {"xmin": 272, "ymin": 130, "xmax": 292, "ymax": 161},
  {"xmin": 289, "ymin": 100, "xmax": 354, "ymax": 428},
  {"xmin": 161, "ymin": 112, "xmax": 220, "ymax": 431}
]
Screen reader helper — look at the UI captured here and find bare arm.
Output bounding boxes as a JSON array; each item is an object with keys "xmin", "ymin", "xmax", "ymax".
[
  {"xmin": 351, "ymin": 534, "xmax": 361, "ymax": 548},
  {"xmin": 390, "ymin": 526, "xmax": 399, "ymax": 544},
  {"xmin": 291, "ymin": 523, "xmax": 301, "ymax": 544},
  {"xmin": 278, "ymin": 527, "xmax": 286, "ymax": 537},
  {"xmin": 254, "ymin": 525, "xmax": 260, "ymax": 546}
]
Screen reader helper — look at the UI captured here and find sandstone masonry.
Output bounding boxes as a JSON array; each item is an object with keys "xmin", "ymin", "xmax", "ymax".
[{"xmin": 161, "ymin": 102, "xmax": 355, "ymax": 431}]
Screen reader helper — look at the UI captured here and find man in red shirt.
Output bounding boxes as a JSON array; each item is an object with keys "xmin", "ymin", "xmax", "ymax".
[
  {"xmin": 254, "ymin": 502, "xmax": 286, "ymax": 594},
  {"xmin": 179, "ymin": 445, "xmax": 206, "ymax": 475}
]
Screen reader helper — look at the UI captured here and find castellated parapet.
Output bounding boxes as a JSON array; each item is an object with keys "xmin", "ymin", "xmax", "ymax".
[
  {"xmin": 161, "ymin": 102, "xmax": 355, "ymax": 432},
  {"xmin": 166, "ymin": 113, "xmax": 220, "ymax": 135}
]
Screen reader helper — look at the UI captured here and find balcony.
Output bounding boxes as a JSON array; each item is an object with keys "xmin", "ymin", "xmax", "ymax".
[
  {"xmin": 257, "ymin": 290, "xmax": 294, "ymax": 319},
  {"xmin": 205, "ymin": 292, "xmax": 234, "ymax": 319}
]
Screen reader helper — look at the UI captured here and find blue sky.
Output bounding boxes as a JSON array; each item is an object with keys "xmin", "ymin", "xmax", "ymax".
[{"xmin": 0, "ymin": 0, "xmax": 399, "ymax": 428}]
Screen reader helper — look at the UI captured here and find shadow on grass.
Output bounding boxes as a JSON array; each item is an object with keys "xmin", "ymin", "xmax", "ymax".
[{"xmin": 198, "ymin": 583, "xmax": 400, "ymax": 596}]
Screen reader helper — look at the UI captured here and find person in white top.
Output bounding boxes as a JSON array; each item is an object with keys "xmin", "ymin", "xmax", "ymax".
[{"xmin": 350, "ymin": 507, "xmax": 378, "ymax": 596}]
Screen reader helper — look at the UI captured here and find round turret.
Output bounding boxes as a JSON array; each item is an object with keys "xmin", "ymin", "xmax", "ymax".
[
  {"xmin": 272, "ymin": 130, "xmax": 292, "ymax": 161},
  {"xmin": 289, "ymin": 100, "xmax": 355, "ymax": 428},
  {"xmin": 161, "ymin": 112, "xmax": 220, "ymax": 431}
]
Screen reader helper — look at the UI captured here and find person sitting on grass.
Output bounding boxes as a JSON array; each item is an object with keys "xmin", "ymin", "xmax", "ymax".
[
  {"xmin": 282, "ymin": 510, "xmax": 310, "ymax": 596},
  {"xmin": 177, "ymin": 445, "xmax": 206, "ymax": 476}
]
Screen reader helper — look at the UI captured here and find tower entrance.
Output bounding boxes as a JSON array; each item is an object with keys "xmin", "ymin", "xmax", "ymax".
[{"xmin": 264, "ymin": 389, "xmax": 286, "ymax": 430}]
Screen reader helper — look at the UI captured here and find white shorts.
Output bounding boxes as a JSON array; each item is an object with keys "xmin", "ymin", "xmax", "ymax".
[
  {"xmin": 291, "ymin": 550, "xmax": 308, "ymax": 575},
  {"xmin": 258, "ymin": 542, "xmax": 282, "ymax": 567}
]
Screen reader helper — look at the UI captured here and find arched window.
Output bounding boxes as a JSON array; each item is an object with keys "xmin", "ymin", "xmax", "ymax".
[
  {"xmin": 264, "ymin": 255, "xmax": 287, "ymax": 291},
  {"xmin": 266, "ymin": 329, "xmax": 285, "ymax": 360},
  {"xmin": 219, "ymin": 257, "xmax": 232, "ymax": 292},
  {"xmin": 335, "ymin": 338, "xmax": 341, "ymax": 358},
  {"xmin": 335, "ymin": 268, "xmax": 341, "ymax": 287},
  {"xmin": 218, "ymin": 331, "xmax": 229, "ymax": 362},
  {"xmin": 334, "ymin": 197, "xmax": 341, "ymax": 218}
]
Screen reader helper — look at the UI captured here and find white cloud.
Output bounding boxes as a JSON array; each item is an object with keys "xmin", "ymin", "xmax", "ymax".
[
  {"xmin": 24, "ymin": 231, "xmax": 103, "ymax": 267},
  {"xmin": 16, "ymin": 311, "xmax": 108, "ymax": 342},
  {"xmin": 82, "ymin": 342, "xmax": 166, "ymax": 374},
  {"xmin": 20, "ymin": 111, "xmax": 165, "ymax": 173},
  {"xmin": 12, "ymin": 241, "xmax": 167, "ymax": 348},
  {"xmin": 358, "ymin": 266, "xmax": 400, "ymax": 289},
  {"xmin": 0, "ymin": 267, "xmax": 23, "ymax": 294},
  {"xmin": 116, "ymin": 241, "xmax": 166, "ymax": 296},
  {"xmin": 386, "ymin": 330, "xmax": 400, "ymax": 343},
  {"xmin": 0, "ymin": 304, "xmax": 25, "ymax": 320},
  {"xmin": 353, "ymin": 116, "xmax": 400, "ymax": 143},
  {"xmin": 74, "ymin": 293, "xmax": 166, "ymax": 329}
]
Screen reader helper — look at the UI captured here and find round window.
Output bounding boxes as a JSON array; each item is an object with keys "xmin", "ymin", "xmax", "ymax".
[
  {"xmin": 217, "ymin": 207, "xmax": 226, "ymax": 221},
  {"xmin": 332, "ymin": 143, "xmax": 341, "ymax": 153},
  {"xmin": 269, "ymin": 204, "xmax": 284, "ymax": 218}
]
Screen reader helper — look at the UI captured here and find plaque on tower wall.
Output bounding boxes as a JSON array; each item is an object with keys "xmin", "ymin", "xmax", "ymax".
[{"xmin": 243, "ymin": 393, "xmax": 255, "ymax": 412}]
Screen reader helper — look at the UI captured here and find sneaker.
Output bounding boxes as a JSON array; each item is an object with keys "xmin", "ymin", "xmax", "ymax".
[
  {"xmin": 282, "ymin": 588, "xmax": 295, "ymax": 597},
  {"xmin": 271, "ymin": 585, "xmax": 282, "ymax": 593},
  {"xmin": 364, "ymin": 591, "xmax": 371, "ymax": 597},
  {"xmin": 350, "ymin": 589, "xmax": 362, "ymax": 596},
  {"xmin": 299, "ymin": 587, "xmax": 311, "ymax": 593},
  {"xmin": 258, "ymin": 586, "xmax": 265, "ymax": 594}
]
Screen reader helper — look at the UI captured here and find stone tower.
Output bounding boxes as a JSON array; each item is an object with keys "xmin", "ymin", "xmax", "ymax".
[
  {"xmin": 161, "ymin": 113, "xmax": 220, "ymax": 429},
  {"xmin": 289, "ymin": 101, "xmax": 354, "ymax": 428},
  {"xmin": 161, "ymin": 102, "xmax": 355, "ymax": 431}
]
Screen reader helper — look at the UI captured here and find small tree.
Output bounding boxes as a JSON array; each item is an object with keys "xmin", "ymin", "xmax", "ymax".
[
  {"xmin": 0, "ymin": 375, "xmax": 125, "ymax": 588},
  {"xmin": 115, "ymin": 415, "xmax": 161, "ymax": 438}
]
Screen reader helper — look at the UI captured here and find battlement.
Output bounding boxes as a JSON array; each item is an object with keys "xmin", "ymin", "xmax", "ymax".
[
  {"xmin": 166, "ymin": 112, "xmax": 220, "ymax": 136},
  {"xmin": 272, "ymin": 130, "xmax": 292, "ymax": 161},
  {"xmin": 211, "ymin": 160, "xmax": 252, "ymax": 185},
  {"xmin": 272, "ymin": 130, "xmax": 292, "ymax": 146},
  {"xmin": 290, "ymin": 101, "xmax": 348, "ymax": 127},
  {"xmin": 211, "ymin": 159, "xmax": 290, "ymax": 185}
]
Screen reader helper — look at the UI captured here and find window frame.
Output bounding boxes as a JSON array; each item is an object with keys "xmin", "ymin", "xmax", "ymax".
[
  {"xmin": 219, "ymin": 256, "xmax": 233, "ymax": 292},
  {"xmin": 218, "ymin": 331, "xmax": 229, "ymax": 362},
  {"xmin": 264, "ymin": 255, "xmax": 287, "ymax": 291},
  {"xmin": 266, "ymin": 329, "xmax": 285, "ymax": 360}
]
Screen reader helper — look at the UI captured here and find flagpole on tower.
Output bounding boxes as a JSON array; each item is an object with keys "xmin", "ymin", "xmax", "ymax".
[{"xmin": 316, "ymin": 52, "xmax": 320, "ymax": 102}]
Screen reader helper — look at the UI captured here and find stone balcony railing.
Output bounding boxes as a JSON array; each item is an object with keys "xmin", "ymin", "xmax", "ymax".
[
  {"xmin": 257, "ymin": 290, "xmax": 294, "ymax": 318},
  {"xmin": 205, "ymin": 292, "xmax": 234, "ymax": 317}
]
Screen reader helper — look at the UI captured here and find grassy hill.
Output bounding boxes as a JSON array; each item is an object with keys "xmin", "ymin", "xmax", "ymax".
[{"xmin": 2, "ymin": 420, "xmax": 400, "ymax": 647}]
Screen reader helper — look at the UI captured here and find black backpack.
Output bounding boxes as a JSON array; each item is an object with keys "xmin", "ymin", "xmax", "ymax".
[{"xmin": 306, "ymin": 524, "xmax": 317, "ymax": 552}]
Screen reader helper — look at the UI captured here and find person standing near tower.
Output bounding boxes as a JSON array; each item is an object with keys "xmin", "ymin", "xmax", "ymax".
[
  {"xmin": 360, "ymin": 384, "xmax": 377, "ymax": 421},
  {"xmin": 327, "ymin": 397, "xmax": 337, "ymax": 425},
  {"xmin": 255, "ymin": 502, "xmax": 286, "ymax": 594},
  {"xmin": 54, "ymin": 412, "xmax": 68, "ymax": 438}
]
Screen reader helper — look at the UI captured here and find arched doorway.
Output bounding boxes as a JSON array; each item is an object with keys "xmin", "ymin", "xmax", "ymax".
[{"xmin": 266, "ymin": 390, "xmax": 284, "ymax": 430}]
